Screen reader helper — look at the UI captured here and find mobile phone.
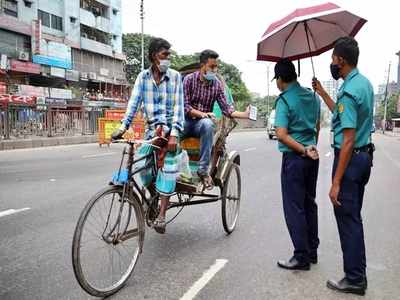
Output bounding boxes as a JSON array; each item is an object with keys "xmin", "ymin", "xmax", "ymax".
[{"xmin": 249, "ymin": 105, "xmax": 258, "ymax": 121}]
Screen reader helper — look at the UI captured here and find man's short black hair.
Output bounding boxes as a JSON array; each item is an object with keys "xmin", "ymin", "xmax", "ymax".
[
  {"xmin": 148, "ymin": 37, "xmax": 171, "ymax": 63},
  {"xmin": 274, "ymin": 58, "xmax": 297, "ymax": 83},
  {"xmin": 333, "ymin": 37, "xmax": 359, "ymax": 66},
  {"xmin": 199, "ymin": 49, "xmax": 219, "ymax": 65}
]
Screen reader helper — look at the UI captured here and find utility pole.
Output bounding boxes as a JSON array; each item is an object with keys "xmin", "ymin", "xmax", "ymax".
[
  {"xmin": 383, "ymin": 62, "xmax": 391, "ymax": 134},
  {"xmin": 266, "ymin": 64, "xmax": 270, "ymax": 113},
  {"xmin": 140, "ymin": 0, "xmax": 144, "ymax": 71}
]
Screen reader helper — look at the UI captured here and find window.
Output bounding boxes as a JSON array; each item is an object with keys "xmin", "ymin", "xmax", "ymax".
[
  {"xmin": 24, "ymin": 0, "xmax": 33, "ymax": 8},
  {"xmin": 51, "ymin": 14, "xmax": 63, "ymax": 31},
  {"xmin": 38, "ymin": 10, "xmax": 50, "ymax": 27},
  {"xmin": 70, "ymin": 16, "xmax": 77, "ymax": 24},
  {"xmin": 38, "ymin": 10, "xmax": 63, "ymax": 31},
  {"xmin": 3, "ymin": 0, "xmax": 18, "ymax": 17},
  {"xmin": 112, "ymin": 8, "xmax": 118, "ymax": 16},
  {"xmin": 113, "ymin": 35, "xmax": 117, "ymax": 40}
]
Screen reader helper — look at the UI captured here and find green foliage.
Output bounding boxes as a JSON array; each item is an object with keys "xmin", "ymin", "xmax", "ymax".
[
  {"xmin": 376, "ymin": 93, "xmax": 400, "ymax": 120},
  {"xmin": 122, "ymin": 33, "xmax": 252, "ymax": 110}
]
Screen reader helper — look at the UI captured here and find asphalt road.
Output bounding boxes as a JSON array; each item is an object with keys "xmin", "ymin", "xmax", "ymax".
[{"xmin": 0, "ymin": 129, "xmax": 399, "ymax": 300}]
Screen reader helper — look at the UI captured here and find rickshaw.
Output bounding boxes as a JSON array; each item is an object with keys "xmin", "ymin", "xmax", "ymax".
[{"xmin": 71, "ymin": 77, "xmax": 242, "ymax": 297}]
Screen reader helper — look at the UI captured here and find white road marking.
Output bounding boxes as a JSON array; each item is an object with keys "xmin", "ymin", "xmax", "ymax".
[
  {"xmin": 0, "ymin": 208, "xmax": 31, "ymax": 218},
  {"xmin": 82, "ymin": 152, "xmax": 116, "ymax": 159},
  {"xmin": 49, "ymin": 179, "xmax": 56, "ymax": 182},
  {"xmin": 180, "ymin": 259, "xmax": 228, "ymax": 300},
  {"xmin": 244, "ymin": 147, "xmax": 257, "ymax": 152},
  {"xmin": 325, "ymin": 151, "xmax": 332, "ymax": 157}
]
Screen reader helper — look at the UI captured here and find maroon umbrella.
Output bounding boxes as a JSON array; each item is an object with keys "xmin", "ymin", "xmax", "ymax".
[{"xmin": 257, "ymin": 2, "xmax": 367, "ymax": 75}]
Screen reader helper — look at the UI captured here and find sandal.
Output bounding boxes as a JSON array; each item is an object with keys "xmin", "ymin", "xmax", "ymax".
[
  {"xmin": 153, "ymin": 216, "xmax": 166, "ymax": 234},
  {"xmin": 197, "ymin": 171, "xmax": 214, "ymax": 190}
]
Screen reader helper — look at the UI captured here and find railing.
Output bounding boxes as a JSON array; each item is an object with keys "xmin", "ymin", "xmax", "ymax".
[{"xmin": 0, "ymin": 104, "xmax": 105, "ymax": 140}]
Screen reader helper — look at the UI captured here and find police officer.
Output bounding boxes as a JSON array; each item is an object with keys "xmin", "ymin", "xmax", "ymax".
[
  {"xmin": 274, "ymin": 59, "xmax": 321, "ymax": 271},
  {"xmin": 313, "ymin": 37, "xmax": 374, "ymax": 296}
]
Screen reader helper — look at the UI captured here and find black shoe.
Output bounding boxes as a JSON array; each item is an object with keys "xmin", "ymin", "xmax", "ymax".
[
  {"xmin": 327, "ymin": 278, "xmax": 367, "ymax": 296},
  {"xmin": 310, "ymin": 256, "xmax": 318, "ymax": 264},
  {"xmin": 277, "ymin": 257, "xmax": 310, "ymax": 271}
]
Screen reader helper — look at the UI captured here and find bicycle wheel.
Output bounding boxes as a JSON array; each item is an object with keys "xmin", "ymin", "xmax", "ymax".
[
  {"xmin": 221, "ymin": 163, "xmax": 241, "ymax": 234},
  {"xmin": 72, "ymin": 185, "xmax": 144, "ymax": 297}
]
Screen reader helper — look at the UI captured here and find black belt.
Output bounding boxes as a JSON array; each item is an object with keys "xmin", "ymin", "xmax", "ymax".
[{"xmin": 334, "ymin": 144, "xmax": 374, "ymax": 155}]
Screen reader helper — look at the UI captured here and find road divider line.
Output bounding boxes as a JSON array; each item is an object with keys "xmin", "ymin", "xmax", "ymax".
[
  {"xmin": 180, "ymin": 259, "xmax": 228, "ymax": 300},
  {"xmin": 244, "ymin": 147, "xmax": 256, "ymax": 152},
  {"xmin": 82, "ymin": 152, "xmax": 116, "ymax": 159},
  {"xmin": 0, "ymin": 208, "xmax": 31, "ymax": 218}
]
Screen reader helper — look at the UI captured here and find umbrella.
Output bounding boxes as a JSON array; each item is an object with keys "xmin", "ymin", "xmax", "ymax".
[{"xmin": 257, "ymin": 2, "xmax": 367, "ymax": 76}]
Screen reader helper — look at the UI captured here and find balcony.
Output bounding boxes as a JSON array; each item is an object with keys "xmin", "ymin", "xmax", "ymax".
[
  {"xmin": 80, "ymin": 8, "xmax": 110, "ymax": 32},
  {"xmin": 81, "ymin": 37, "xmax": 113, "ymax": 57},
  {"xmin": 80, "ymin": 8, "xmax": 96, "ymax": 27},
  {"xmin": 95, "ymin": 16, "xmax": 110, "ymax": 33}
]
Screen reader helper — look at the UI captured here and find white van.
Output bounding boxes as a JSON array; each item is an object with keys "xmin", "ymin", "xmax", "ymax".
[{"xmin": 266, "ymin": 109, "xmax": 276, "ymax": 140}]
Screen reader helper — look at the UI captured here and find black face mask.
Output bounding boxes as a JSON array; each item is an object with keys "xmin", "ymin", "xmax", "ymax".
[{"xmin": 330, "ymin": 64, "xmax": 341, "ymax": 80}]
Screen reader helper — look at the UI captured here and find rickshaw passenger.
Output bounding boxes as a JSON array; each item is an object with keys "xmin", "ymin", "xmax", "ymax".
[{"xmin": 182, "ymin": 49, "xmax": 250, "ymax": 187}]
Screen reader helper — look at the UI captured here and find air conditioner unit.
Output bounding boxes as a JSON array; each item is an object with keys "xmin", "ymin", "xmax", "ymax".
[
  {"xmin": 82, "ymin": 33, "xmax": 88, "ymax": 39},
  {"xmin": 18, "ymin": 51, "xmax": 29, "ymax": 61}
]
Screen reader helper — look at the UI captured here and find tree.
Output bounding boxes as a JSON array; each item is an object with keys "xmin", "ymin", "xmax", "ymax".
[
  {"xmin": 122, "ymin": 33, "xmax": 153, "ymax": 82},
  {"xmin": 376, "ymin": 93, "xmax": 400, "ymax": 121},
  {"xmin": 250, "ymin": 94, "xmax": 277, "ymax": 124},
  {"xmin": 122, "ymin": 33, "xmax": 252, "ymax": 109}
]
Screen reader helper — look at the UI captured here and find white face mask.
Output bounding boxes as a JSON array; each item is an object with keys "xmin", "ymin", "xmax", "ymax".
[{"xmin": 159, "ymin": 59, "xmax": 171, "ymax": 73}]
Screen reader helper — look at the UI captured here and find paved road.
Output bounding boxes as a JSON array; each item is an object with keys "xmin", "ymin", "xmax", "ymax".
[{"xmin": 0, "ymin": 130, "xmax": 399, "ymax": 300}]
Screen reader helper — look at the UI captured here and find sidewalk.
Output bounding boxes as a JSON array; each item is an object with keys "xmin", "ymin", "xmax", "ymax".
[
  {"xmin": 0, "ymin": 135, "xmax": 98, "ymax": 151},
  {"xmin": 0, "ymin": 128, "xmax": 266, "ymax": 151}
]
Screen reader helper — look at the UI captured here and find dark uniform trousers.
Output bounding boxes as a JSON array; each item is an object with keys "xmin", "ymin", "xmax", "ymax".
[
  {"xmin": 281, "ymin": 152, "xmax": 320, "ymax": 263},
  {"xmin": 333, "ymin": 148, "xmax": 372, "ymax": 283}
]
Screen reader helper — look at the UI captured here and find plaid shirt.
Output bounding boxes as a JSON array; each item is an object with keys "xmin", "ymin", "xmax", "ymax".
[
  {"xmin": 121, "ymin": 68, "xmax": 184, "ymax": 137},
  {"xmin": 183, "ymin": 71, "xmax": 234, "ymax": 116}
]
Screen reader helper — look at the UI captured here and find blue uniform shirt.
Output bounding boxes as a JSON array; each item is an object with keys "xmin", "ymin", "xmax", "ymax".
[
  {"xmin": 331, "ymin": 68, "xmax": 374, "ymax": 148},
  {"xmin": 275, "ymin": 82, "xmax": 321, "ymax": 153}
]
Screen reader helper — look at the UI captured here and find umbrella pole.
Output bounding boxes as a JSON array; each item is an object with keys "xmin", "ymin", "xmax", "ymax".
[{"xmin": 304, "ymin": 21, "xmax": 316, "ymax": 78}]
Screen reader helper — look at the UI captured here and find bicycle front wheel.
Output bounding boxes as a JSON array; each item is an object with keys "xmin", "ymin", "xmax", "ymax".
[{"xmin": 72, "ymin": 185, "xmax": 144, "ymax": 297}]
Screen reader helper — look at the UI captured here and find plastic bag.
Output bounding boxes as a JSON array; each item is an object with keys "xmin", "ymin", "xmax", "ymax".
[{"xmin": 177, "ymin": 150, "xmax": 192, "ymax": 182}]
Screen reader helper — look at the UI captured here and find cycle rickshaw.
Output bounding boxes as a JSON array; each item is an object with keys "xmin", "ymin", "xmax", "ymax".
[{"xmin": 72, "ymin": 113, "xmax": 242, "ymax": 297}]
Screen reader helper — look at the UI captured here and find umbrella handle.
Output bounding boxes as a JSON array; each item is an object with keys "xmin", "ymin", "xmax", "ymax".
[{"xmin": 304, "ymin": 21, "xmax": 316, "ymax": 78}]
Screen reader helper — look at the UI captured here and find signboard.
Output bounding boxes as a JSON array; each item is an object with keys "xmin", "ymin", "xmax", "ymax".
[
  {"xmin": 32, "ymin": 39, "xmax": 72, "ymax": 69},
  {"xmin": 104, "ymin": 120, "xmax": 121, "ymax": 139},
  {"xmin": 45, "ymin": 98, "xmax": 67, "ymax": 107},
  {"xmin": 9, "ymin": 59, "xmax": 41, "ymax": 74},
  {"xmin": 50, "ymin": 67, "xmax": 66, "ymax": 78},
  {"xmin": 100, "ymin": 68, "xmax": 109, "ymax": 76},
  {"xmin": 88, "ymin": 72, "xmax": 97, "ymax": 80},
  {"xmin": 49, "ymin": 88, "xmax": 72, "ymax": 99},
  {"xmin": 66, "ymin": 69, "xmax": 80, "ymax": 82},
  {"xmin": 0, "ymin": 54, "xmax": 7, "ymax": 70},
  {"xmin": 17, "ymin": 85, "xmax": 48, "ymax": 97},
  {"xmin": 0, "ymin": 82, "xmax": 7, "ymax": 94},
  {"xmin": 81, "ymin": 72, "xmax": 88, "ymax": 80},
  {"xmin": 98, "ymin": 117, "xmax": 145, "ymax": 145},
  {"xmin": 0, "ymin": 94, "xmax": 36, "ymax": 105},
  {"xmin": 31, "ymin": 20, "xmax": 42, "ymax": 55}
]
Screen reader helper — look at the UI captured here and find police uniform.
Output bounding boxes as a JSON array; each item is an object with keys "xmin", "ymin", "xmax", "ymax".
[
  {"xmin": 275, "ymin": 82, "xmax": 321, "ymax": 265},
  {"xmin": 331, "ymin": 68, "xmax": 374, "ymax": 283}
]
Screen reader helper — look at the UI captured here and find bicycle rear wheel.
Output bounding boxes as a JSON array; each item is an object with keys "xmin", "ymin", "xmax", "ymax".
[
  {"xmin": 221, "ymin": 163, "xmax": 241, "ymax": 234},
  {"xmin": 72, "ymin": 185, "xmax": 144, "ymax": 297}
]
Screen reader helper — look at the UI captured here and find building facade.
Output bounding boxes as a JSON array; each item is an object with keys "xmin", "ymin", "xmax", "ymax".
[{"xmin": 0, "ymin": 0, "xmax": 128, "ymax": 107}]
